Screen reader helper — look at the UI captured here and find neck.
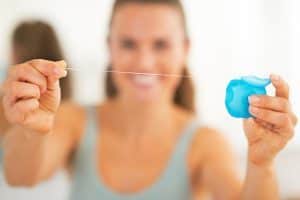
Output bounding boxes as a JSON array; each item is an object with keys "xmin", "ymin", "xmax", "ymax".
[{"xmin": 112, "ymin": 96, "xmax": 175, "ymax": 136}]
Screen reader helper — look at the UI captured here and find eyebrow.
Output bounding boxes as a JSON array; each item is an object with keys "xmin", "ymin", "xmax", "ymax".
[{"xmin": 117, "ymin": 35, "xmax": 172, "ymax": 41}]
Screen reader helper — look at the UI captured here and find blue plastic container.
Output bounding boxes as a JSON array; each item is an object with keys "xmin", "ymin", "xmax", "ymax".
[{"xmin": 225, "ymin": 76, "xmax": 271, "ymax": 118}]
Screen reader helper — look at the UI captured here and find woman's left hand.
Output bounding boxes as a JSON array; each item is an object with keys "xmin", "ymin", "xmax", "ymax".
[{"xmin": 243, "ymin": 74, "xmax": 298, "ymax": 166}]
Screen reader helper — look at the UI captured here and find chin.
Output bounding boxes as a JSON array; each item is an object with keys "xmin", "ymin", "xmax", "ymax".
[
  {"xmin": 123, "ymin": 87, "xmax": 159, "ymax": 104},
  {"xmin": 134, "ymin": 93, "xmax": 160, "ymax": 103}
]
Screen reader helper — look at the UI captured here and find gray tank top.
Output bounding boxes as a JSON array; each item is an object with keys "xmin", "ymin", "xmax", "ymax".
[{"xmin": 70, "ymin": 107, "xmax": 199, "ymax": 200}]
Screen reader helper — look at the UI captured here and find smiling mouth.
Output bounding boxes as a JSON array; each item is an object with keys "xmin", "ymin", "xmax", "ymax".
[{"xmin": 130, "ymin": 74, "xmax": 160, "ymax": 88}]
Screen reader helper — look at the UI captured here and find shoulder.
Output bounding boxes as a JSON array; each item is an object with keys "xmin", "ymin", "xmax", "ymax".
[
  {"xmin": 171, "ymin": 105, "xmax": 233, "ymax": 160},
  {"xmin": 56, "ymin": 101, "xmax": 85, "ymax": 123},
  {"xmin": 188, "ymin": 126, "xmax": 235, "ymax": 171},
  {"xmin": 192, "ymin": 127, "xmax": 231, "ymax": 154},
  {"xmin": 188, "ymin": 128, "xmax": 241, "ymax": 197},
  {"xmin": 54, "ymin": 101, "xmax": 86, "ymax": 144}
]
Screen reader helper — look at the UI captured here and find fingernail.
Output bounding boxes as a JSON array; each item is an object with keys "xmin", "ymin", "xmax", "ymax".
[
  {"xmin": 62, "ymin": 70, "xmax": 67, "ymax": 77},
  {"xmin": 56, "ymin": 60, "xmax": 67, "ymax": 69},
  {"xmin": 271, "ymin": 74, "xmax": 280, "ymax": 82},
  {"xmin": 249, "ymin": 96, "xmax": 260, "ymax": 104}
]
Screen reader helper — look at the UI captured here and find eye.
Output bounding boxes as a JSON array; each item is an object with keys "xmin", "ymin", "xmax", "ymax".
[
  {"xmin": 120, "ymin": 39, "xmax": 136, "ymax": 50},
  {"xmin": 154, "ymin": 39, "xmax": 169, "ymax": 51}
]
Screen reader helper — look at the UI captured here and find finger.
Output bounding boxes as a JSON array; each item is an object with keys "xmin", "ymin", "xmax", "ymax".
[
  {"xmin": 28, "ymin": 59, "xmax": 67, "ymax": 91},
  {"xmin": 8, "ymin": 63, "xmax": 48, "ymax": 93},
  {"xmin": 254, "ymin": 118, "xmax": 277, "ymax": 131},
  {"xmin": 8, "ymin": 99, "xmax": 39, "ymax": 124},
  {"xmin": 254, "ymin": 118, "xmax": 269, "ymax": 127},
  {"xmin": 270, "ymin": 74, "xmax": 289, "ymax": 99},
  {"xmin": 8, "ymin": 82, "xmax": 40, "ymax": 103},
  {"xmin": 291, "ymin": 112, "xmax": 298, "ymax": 126},
  {"xmin": 28, "ymin": 59, "xmax": 67, "ymax": 80},
  {"xmin": 46, "ymin": 79, "xmax": 60, "ymax": 92},
  {"xmin": 243, "ymin": 118, "xmax": 264, "ymax": 143},
  {"xmin": 249, "ymin": 95, "xmax": 290, "ymax": 113},
  {"xmin": 249, "ymin": 106, "xmax": 293, "ymax": 130}
]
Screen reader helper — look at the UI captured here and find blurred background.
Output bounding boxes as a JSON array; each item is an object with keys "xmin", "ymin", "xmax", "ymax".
[{"xmin": 0, "ymin": 0, "xmax": 299, "ymax": 199}]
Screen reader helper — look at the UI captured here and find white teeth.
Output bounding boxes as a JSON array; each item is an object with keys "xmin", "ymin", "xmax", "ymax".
[{"xmin": 132, "ymin": 75, "xmax": 158, "ymax": 86}]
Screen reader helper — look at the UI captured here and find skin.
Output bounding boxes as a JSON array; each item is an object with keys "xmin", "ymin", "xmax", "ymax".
[
  {"xmin": 1, "ymin": 3, "xmax": 298, "ymax": 200},
  {"xmin": 0, "ymin": 49, "xmax": 25, "ymax": 137},
  {"xmin": 0, "ymin": 102, "xmax": 9, "ymax": 135},
  {"xmin": 0, "ymin": 50, "xmax": 26, "ymax": 136},
  {"xmin": 0, "ymin": 46, "xmax": 72, "ymax": 138}
]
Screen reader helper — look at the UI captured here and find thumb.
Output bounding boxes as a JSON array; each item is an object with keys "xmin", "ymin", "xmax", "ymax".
[{"xmin": 47, "ymin": 60, "xmax": 68, "ymax": 91}]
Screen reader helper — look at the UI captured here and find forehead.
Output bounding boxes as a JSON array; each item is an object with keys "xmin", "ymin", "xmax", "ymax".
[{"xmin": 111, "ymin": 3, "xmax": 185, "ymax": 39}]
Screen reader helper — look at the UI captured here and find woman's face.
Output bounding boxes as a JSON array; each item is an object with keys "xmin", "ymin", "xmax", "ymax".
[{"xmin": 109, "ymin": 3, "xmax": 189, "ymax": 104}]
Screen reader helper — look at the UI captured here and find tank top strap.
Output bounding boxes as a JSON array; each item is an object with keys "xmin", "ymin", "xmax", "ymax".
[
  {"xmin": 72, "ymin": 106, "xmax": 98, "ymax": 175},
  {"xmin": 174, "ymin": 118, "xmax": 200, "ymax": 157},
  {"xmin": 81, "ymin": 106, "xmax": 99, "ymax": 148},
  {"xmin": 162, "ymin": 118, "xmax": 200, "ymax": 177}
]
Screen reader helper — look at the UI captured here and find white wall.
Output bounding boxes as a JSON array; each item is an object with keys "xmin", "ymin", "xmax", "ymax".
[
  {"xmin": 185, "ymin": 0, "xmax": 300, "ymax": 152},
  {"xmin": 0, "ymin": 0, "xmax": 299, "ymax": 199}
]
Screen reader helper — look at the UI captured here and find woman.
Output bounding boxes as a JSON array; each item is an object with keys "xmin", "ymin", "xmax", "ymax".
[{"xmin": 1, "ymin": 0, "xmax": 297, "ymax": 199}]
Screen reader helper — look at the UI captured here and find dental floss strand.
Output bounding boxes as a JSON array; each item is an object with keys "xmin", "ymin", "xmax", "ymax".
[{"xmin": 64, "ymin": 67, "xmax": 193, "ymax": 78}]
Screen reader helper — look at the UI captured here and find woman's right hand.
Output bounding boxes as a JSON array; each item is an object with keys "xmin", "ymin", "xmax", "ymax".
[{"xmin": 2, "ymin": 59, "xmax": 67, "ymax": 134}]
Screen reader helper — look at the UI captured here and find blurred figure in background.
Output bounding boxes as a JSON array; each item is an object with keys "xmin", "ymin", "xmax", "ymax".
[
  {"xmin": 11, "ymin": 21, "xmax": 71, "ymax": 100},
  {"xmin": 0, "ymin": 21, "xmax": 72, "ymax": 163},
  {"xmin": 1, "ymin": 1, "xmax": 297, "ymax": 200}
]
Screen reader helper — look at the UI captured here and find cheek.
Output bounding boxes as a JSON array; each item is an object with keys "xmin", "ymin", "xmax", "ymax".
[
  {"xmin": 110, "ymin": 45, "xmax": 134, "ymax": 71},
  {"xmin": 112, "ymin": 73, "xmax": 130, "ymax": 90},
  {"xmin": 162, "ymin": 76, "xmax": 183, "ymax": 93},
  {"xmin": 159, "ymin": 46, "xmax": 186, "ymax": 74},
  {"xmin": 159, "ymin": 54, "xmax": 186, "ymax": 93},
  {"xmin": 159, "ymin": 51, "xmax": 185, "ymax": 91}
]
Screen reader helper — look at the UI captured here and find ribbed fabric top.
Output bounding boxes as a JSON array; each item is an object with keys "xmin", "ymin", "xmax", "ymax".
[{"xmin": 70, "ymin": 107, "xmax": 200, "ymax": 200}]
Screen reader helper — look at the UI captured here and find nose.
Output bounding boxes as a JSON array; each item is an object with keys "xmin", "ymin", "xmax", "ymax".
[{"xmin": 135, "ymin": 48, "xmax": 156, "ymax": 72}]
